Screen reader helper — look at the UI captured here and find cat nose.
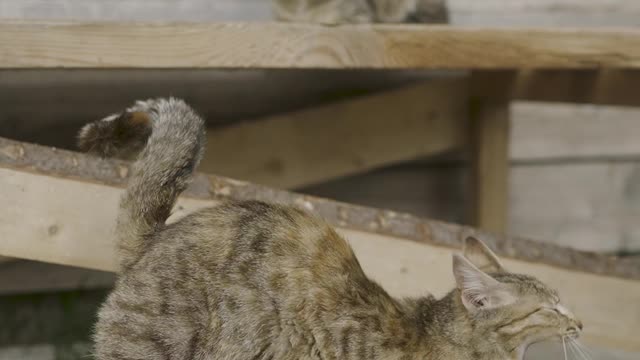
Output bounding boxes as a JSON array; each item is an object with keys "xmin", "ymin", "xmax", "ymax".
[{"xmin": 576, "ymin": 320, "xmax": 583, "ymax": 331}]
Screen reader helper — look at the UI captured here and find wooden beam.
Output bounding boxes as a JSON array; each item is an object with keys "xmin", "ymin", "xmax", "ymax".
[
  {"xmin": 469, "ymin": 72, "xmax": 513, "ymax": 233},
  {"xmin": 475, "ymin": 69, "xmax": 640, "ymax": 107},
  {"xmin": 0, "ymin": 137, "xmax": 638, "ymax": 278},
  {"xmin": 469, "ymin": 99, "xmax": 510, "ymax": 233},
  {"xmin": 1, "ymin": 138, "xmax": 640, "ymax": 352},
  {"xmin": 201, "ymin": 79, "xmax": 467, "ymax": 188},
  {"xmin": 2, "ymin": 69, "xmax": 639, "ymax": 144},
  {"xmin": 2, "ymin": 22, "xmax": 640, "ymax": 69}
]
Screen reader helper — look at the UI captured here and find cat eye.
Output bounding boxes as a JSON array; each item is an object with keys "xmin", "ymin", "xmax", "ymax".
[
  {"xmin": 542, "ymin": 307, "xmax": 561, "ymax": 315},
  {"xmin": 536, "ymin": 307, "xmax": 560, "ymax": 315},
  {"xmin": 473, "ymin": 298, "xmax": 486, "ymax": 307}
]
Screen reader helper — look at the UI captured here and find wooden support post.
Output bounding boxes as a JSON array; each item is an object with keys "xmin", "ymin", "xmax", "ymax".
[{"xmin": 469, "ymin": 71, "xmax": 514, "ymax": 233}]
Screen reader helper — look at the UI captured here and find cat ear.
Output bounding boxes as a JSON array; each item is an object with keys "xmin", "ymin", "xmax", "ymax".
[
  {"xmin": 452, "ymin": 254, "xmax": 515, "ymax": 312},
  {"xmin": 463, "ymin": 237, "xmax": 506, "ymax": 273}
]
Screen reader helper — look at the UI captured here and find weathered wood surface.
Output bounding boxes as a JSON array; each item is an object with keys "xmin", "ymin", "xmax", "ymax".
[
  {"xmin": 0, "ymin": 137, "xmax": 637, "ymax": 279},
  {"xmin": 473, "ymin": 69, "xmax": 640, "ymax": 107},
  {"xmin": 0, "ymin": 69, "xmax": 439, "ymax": 145},
  {"xmin": 1, "ymin": 138, "xmax": 640, "ymax": 352},
  {"xmin": 469, "ymin": 103, "xmax": 510, "ymax": 233},
  {"xmin": 201, "ymin": 79, "xmax": 467, "ymax": 188},
  {"xmin": 3, "ymin": 69, "xmax": 640, "ymax": 253},
  {"xmin": 469, "ymin": 72, "xmax": 512, "ymax": 233},
  {"xmin": 510, "ymin": 70, "xmax": 640, "ymax": 107},
  {"xmin": 2, "ymin": 21, "xmax": 640, "ymax": 69},
  {"xmin": 3, "ymin": 70, "xmax": 640, "ymax": 150}
]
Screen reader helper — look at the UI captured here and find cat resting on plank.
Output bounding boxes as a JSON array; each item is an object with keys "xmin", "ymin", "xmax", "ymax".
[{"xmin": 272, "ymin": 0, "xmax": 449, "ymax": 24}]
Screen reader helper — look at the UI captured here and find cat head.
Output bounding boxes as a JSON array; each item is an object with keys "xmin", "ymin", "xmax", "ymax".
[{"xmin": 452, "ymin": 237, "xmax": 582, "ymax": 355}]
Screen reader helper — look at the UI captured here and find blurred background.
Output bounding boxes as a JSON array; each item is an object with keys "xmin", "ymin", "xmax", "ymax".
[{"xmin": 1, "ymin": 1, "xmax": 640, "ymax": 359}]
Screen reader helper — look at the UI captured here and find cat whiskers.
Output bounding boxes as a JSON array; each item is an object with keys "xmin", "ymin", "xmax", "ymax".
[
  {"xmin": 568, "ymin": 338, "xmax": 595, "ymax": 360},
  {"xmin": 564, "ymin": 336, "xmax": 581, "ymax": 360},
  {"xmin": 562, "ymin": 336, "xmax": 568, "ymax": 360},
  {"xmin": 568, "ymin": 340, "xmax": 580, "ymax": 360}
]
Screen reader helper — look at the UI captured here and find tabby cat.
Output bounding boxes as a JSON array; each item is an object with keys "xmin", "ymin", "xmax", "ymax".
[
  {"xmin": 78, "ymin": 98, "xmax": 582, "ymax": 360},
  {"xmin": 272, "ymin": 0, "xmax": 449, "ymax": 24}
]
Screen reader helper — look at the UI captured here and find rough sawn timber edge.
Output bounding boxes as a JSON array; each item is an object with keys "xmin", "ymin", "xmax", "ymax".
[{"xmin": 1, "ymin": 137, "xmax": 637, "ymax": 280}]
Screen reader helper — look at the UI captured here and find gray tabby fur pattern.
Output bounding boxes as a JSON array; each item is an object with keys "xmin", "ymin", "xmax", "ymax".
[
  {"xmin": 78, "ymin": 98, "xmax": 582, "ymax": 360},
  {"xmin": 272, "ymin": 0, "xmax": 449, "ymax": 24}
]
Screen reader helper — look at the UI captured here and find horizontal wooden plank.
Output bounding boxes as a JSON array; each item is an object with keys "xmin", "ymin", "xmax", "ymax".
[
  {"xmin": 514, "ymin": 70, "xmax": 640, "ymax": 106},
  {"xmin": 3, "ymin": 70, "xmax": 640, "ymax": 151},
  {"xmin": 2, "ymin": 21, "xmax": 640, "ymax": 69},
  {"xmin": 2, "ymin": 136, "xmax": 639, "ymax": 274},
  {"xmin": 202, "ymin": 80, "xmax": 467, "ymax": 188},
  {"xmin": 0, "ymin": 142, "xmax": 639, "ymax": 352}
]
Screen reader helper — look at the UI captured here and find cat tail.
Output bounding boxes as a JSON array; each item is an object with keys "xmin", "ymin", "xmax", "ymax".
[{"xmin": 77, "ymin": 98, "xmax": 206, "ymax": 271}]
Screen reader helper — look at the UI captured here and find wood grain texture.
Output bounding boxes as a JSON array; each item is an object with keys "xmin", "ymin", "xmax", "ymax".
[
  {"xmin": 1, "ymin": 137, "xmax": 638, "ymax": 279},
  {"xmin": 469, "ymin": 100, "xmax": 510, "ymax": 233},
  {"xmin": 2, "ymin": 21, "xmax": 640, "ymax": 69},
  {"xmin": 474, "ymin": 69, "xmax": 640, "ymax": 106},
  {"xmin": 469, "ymin": 72, "xmax": 513, "ymax": 233},
  {"xmin": 1, "ymin": 153, "xmax": 639, "ymax": 352},
  {"xmin": 2, "ymin": 69, "xmax": 640, "ymax": 253},
  {"xmin": 0, "ymin": 69, "xmax": 437, "ymax": 144},
  {"xmin": 201, "ymin": 79, "xmax": 467, "ymax": 188}
]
